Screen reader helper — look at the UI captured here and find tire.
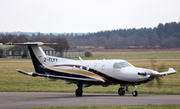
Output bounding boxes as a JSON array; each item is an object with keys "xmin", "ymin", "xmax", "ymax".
[
  {"xmin": 118, "ymin": 88, "xmax": 125, "ymax": 96},
  {"xmin": 75, "ymin": 89, "xmax": 83, "ymax": 97},
  {"xmin": 132, "ymin": 91, "xmax": 138, "ymax": 97}
]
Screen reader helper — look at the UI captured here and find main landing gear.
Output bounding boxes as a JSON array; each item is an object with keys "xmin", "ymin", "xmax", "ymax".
[
  {"xmin": 75, "ymin": 82, "xmax": 83, "ymax": 97},
  {"xmin": 118, "ymin": 86, "xmax": 128, "ymax": 96},
  {"xmin": 118, "ymin": 85, "xmax": 138, "ymax": 97}
]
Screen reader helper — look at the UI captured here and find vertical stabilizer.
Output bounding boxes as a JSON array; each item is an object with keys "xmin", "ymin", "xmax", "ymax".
[
  {"xmin": 6, "ymin": 42, "xmax": 57, "ymax": 74},
  {"xmin": 27, "ymin": 45, "xmax": 45, "ymax": 73}
]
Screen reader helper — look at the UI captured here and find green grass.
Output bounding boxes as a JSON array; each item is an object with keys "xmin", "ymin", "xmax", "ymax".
[
  {"xmin": 89, "ymin": 52, "xmax": 180, "ymax": 60},
  {"xmin": 0, "ymin": 51, "xmax": 180, "ymax": 94},
  {"xmin": 0, "ymin": 58, "xmax": 30, "ymax": 61},
  {"xmin": 27, "ymin": 105, "xmax": 180, "ymax": 109}
]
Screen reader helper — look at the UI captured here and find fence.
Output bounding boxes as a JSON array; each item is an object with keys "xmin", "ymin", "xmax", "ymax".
[{"xmin": 62, "ymin": 52, "xmax": 85, "ymax": 58}]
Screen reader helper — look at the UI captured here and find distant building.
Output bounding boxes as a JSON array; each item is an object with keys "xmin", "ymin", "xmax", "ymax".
[
  {"xmin": 5, "ymin": 46, "xmax": 56, "ymax": 58},
  {"xmin": 6, "ymin": 46, "xmax": 25, "ymax": 58},
  {"xmin": 76, "ymin": 46, "xmax": 95, "ymax": 49},
  {"xmin": 41, "ymin": 46, "xmax": 56, "ymax": 56}
]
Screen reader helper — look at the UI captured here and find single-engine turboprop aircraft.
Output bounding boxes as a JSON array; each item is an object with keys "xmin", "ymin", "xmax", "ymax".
[{"xmin": 6, "ymin": 42, "xmax": 177, "ymax": 97}]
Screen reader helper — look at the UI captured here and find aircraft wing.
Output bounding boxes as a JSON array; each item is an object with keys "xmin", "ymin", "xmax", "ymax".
[
  {"xmin": 159, "ymin": 68, "xmax": 178, "ymax": 76},
  {"xmin": 17, "ymin": 69, "xmax": 103, "ymax": 83}
]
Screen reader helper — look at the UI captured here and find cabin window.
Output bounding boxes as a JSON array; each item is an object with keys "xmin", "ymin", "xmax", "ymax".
[
  {"xmin": 94, "ymin": 65, "xmax": 97, "ymax": 70},
  {"xmin": 113, "ymin": 63, "xmax": 122, "ymax": 69},
  {"xmin": 102, "ymin": 65, "xmax": 105, "ymax": 70},
  {"xmin": 120, "ymin": 62, "xmax": 131, "ymax": 67}
]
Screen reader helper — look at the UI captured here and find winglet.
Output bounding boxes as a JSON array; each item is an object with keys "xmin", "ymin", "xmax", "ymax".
[{"xmin": 168, "ymin": 68, "xmax": 176, "ymax": 72}]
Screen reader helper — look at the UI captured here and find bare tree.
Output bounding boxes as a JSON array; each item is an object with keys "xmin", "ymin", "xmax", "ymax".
[
  {"xmin": 161, "ymin": 37, "xmax": 179, "ymax": 48},
  {"xmin": 136, "ymin": 37, "xmax": 150, "ymax": 48},
  {"xmin": 49, "ymin": 37, "xmax": 69, "ymax": 56},
  {"xmin": 30, "ymin": 36, "xmax": 49, "ymax": 42},
  {"xmin": 0, "ymin": 34, "xmax": 15, "ymax": 44},
  {"xmin": 149, "ymin": 37, "xmax": 158, "ymax": 48},
  {"xmin": 15, "ymin": 34, "xmax": 28, "ymax": 43},
  {"xmin": 0, "ymin": 46, "xmax": 4, "ymax": 58}
]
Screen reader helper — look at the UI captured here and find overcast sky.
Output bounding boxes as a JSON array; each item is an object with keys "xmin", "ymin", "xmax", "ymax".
[{"xmin": 0, "ymin": 0, "xmax": 180, "ymax": 33}]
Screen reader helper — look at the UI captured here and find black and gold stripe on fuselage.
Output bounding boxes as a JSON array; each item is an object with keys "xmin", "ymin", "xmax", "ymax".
[{"xmin": 41, "ymin": 64, "xmax": 150, "ymax": 85}]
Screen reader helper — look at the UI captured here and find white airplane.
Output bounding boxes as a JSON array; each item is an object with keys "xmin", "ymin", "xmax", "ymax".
[{"xmin": 6, "ymin": 42, "xmax": 178, "ymax": 97}]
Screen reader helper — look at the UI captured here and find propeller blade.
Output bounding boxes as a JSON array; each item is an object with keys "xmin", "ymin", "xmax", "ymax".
[
  {"xmin": 156, "ymin": 76, "xmax": 165, "ymax": 89},
  {"xmin": 150, "ymin": 56, "xmax": 157, "ymax": 71},
  {"xmin": 157, "ymin": 63, "xmax": 167, "ymax": 72},
  {"xmin": 146, "ymin": 56, "xmax": 165, "ymax": 91},
  {"xmin": 145, "ymin": 79, "xmax": 154, "ymax": 88}
]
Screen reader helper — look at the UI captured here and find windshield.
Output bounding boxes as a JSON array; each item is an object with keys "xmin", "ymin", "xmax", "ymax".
[
  {"xmin": 120, "ymin": 62, "xmax": 131, "ymax": 67},
  {"xmin": 113, "ymin": 61, "xmax": 132, "ymax": 69}
]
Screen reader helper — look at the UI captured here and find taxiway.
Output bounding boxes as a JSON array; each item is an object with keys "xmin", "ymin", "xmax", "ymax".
[{"xmin": 0, "ymin": 92, "xmax": 180, "ymax": 109}]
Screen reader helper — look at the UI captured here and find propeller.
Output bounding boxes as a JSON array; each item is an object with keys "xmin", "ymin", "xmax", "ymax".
[
  {"xmin": 150, "ymin": 56, "xmax": 157, "ymax": 71},
  {"xmin": 145, "ymin": 56, "xmax": 166, "ymax": 90},
  {"xmin": 156, "ymin": 63, "xmax": 166, "ymax": 89}
]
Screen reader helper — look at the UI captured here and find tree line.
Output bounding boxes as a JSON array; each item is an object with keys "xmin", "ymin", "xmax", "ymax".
[
  {"xmin": 67, "ymin": 22, "xmax": 180, "ymax": 49},
  {"xmin": 1, "ymin": 21, "xmax": 180, "ymax": 49}
]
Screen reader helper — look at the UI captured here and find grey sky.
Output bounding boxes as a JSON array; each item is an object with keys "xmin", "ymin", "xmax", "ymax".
[{"xmin": 0, "ymin": 0, "xmax": 180, "ymax": 33}]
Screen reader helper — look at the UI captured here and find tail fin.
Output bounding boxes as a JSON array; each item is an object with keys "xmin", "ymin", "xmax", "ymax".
[{"xmin": 6, "ymin": 42, "xmax": 57, "ymax": 73}]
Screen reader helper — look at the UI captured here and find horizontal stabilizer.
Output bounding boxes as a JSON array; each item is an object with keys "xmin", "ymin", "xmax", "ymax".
[
  {"xmin": 6, "ymin": 42, "xmax": 58, "ymax": 46},
  {"xmin": 17, "ymin": 69, "xmax": 43, "ymax": 77}
]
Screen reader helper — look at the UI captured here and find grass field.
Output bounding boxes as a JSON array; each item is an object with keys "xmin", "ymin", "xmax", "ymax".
[
  {"xmin": 0, "ymin": 51, "xmax": 180, "ymax": 94},
  {"xmin": 27, "ymin": 105, "xmax": 180, "ymax": 109}
]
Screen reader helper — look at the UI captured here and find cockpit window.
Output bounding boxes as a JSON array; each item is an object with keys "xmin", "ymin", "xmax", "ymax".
[
  {"xmin": 113, "ymin": 63, "xmax": 122, "ymax": 69},
  {"xmin": 120, "ymin": 62, "xmax": 131, "ymax": 67}
]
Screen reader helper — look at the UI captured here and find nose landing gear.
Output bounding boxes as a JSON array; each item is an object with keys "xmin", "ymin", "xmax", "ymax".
[{"xmin": 132, "ymin": 85, "xmax": 138, "ymax": 96}]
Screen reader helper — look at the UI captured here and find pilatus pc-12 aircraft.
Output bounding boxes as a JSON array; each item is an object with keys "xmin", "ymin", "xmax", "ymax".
[{"xmin": 7, "ymin": 42, "xmax": 177, "ymax": 97}]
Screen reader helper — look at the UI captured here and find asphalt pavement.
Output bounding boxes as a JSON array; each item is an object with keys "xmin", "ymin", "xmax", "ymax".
[{"xmin": 0, "ymin": 92, "xmax": 180, "ymax": 109}]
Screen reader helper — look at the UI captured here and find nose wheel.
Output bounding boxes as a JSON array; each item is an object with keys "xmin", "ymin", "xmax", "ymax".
[
  {"xmin": 132, "ymin": 85, "xmax": 138, "ymax": 97},
  {"xmin": 132, "ymin": 90, "xmax": 138, "ymax": 96}
]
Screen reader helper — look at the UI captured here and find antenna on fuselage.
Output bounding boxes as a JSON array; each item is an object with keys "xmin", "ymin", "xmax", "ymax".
[{"xmin": 79, "ymin": 56, "xmax": 83, "ymax": 61}]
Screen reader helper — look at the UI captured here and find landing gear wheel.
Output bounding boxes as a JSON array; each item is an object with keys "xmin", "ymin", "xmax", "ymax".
[
  {"xmin": 118, "ymin": 88, "xmax": 125, "ymax": 96},
  {"xmin": 132, "ymin": 91, "xmax": 138, "ymax": 97},
  {"xmin": 75, "ymin": 89, "xmax": 83, "ymax": 97},
  {"xmin": 75, "ymin": 82, "xmax": 83, "ymax": 97}
]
